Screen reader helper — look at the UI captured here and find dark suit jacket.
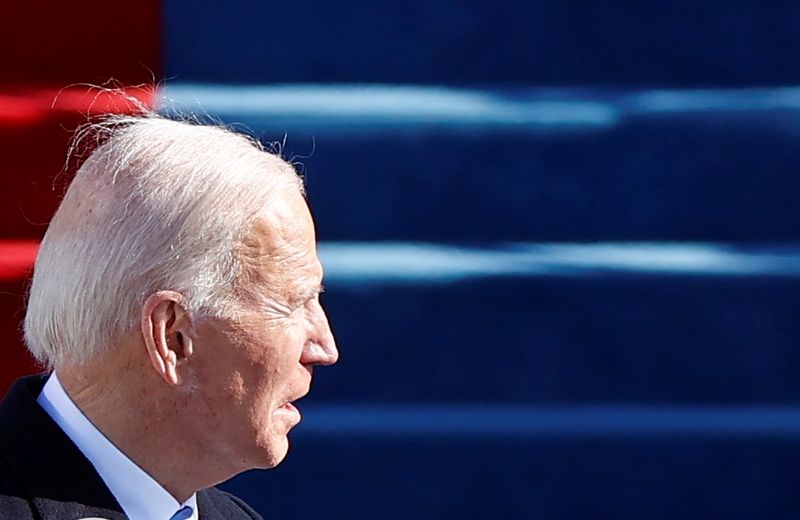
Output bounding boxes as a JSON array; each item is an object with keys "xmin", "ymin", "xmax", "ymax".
[{"xmin": 0, "ymin": 375, "xmax": 263, "ymax": 519}]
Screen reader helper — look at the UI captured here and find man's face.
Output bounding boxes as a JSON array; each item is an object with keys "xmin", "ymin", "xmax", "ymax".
[{"xmin": 190, "ymin": 188, "xmax": 338, "ymax": 469}]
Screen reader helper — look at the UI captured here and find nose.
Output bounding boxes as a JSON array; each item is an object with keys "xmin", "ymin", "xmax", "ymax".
[{"xmin": 301, "ymin": 305, "xmax": 339, "ymax": 366}]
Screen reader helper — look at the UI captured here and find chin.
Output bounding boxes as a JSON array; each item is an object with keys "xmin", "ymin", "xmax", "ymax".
[
  {"xmin": 269, "ymin": 436, "xmax": 290, "ymax": 467},
  {"xmin": 251, "ymin": 431, "xmax": 290, "ymax": 469}
]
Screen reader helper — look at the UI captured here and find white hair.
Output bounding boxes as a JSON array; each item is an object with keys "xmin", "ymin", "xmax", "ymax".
[{"xmin": 24, "ymin": 114, "xmax": 304, "ymax": 368}]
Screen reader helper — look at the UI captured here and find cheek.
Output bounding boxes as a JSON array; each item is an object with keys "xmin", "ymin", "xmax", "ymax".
[
  {"xmin": 228, "ymin": 370, "xmax": 247, "ymax": 402},
  {"xmin": 267, "ymin": 319, "xmax": 307, "ymax": 363}
]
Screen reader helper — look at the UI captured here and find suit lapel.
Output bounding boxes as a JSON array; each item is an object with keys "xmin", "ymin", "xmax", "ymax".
[
  {"xmin": 197, "ymin": 490, "xmax": 226, "ymax": 519},
  {"xmin": 0, "ymin": 375, "xmax": 126, "ymax": 519},
  {"xmin": 30, "ymin": 498, "xmax": 127, "ymax": 520}
]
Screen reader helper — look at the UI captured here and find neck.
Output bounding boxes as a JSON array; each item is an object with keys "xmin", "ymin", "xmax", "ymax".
[{"xmin": 55, "ymin": 344, "xmax": 240, "ymax": 503}]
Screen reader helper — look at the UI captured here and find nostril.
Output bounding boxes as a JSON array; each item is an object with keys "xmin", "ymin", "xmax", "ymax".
[
  {"xmin": 307, "ymin": 342, "xmax": 326, "ymax": 359},
  {"xmin": 303, "ymin": 341, "xmax": 337, "ymax": 365}
]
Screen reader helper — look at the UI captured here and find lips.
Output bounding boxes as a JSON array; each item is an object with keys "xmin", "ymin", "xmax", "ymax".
[
  {"xmin": 274, "ymin": 392, "xmax": 307, "ymax": 423},
  {"xmin": 279, "ymin": 402, "xmax": 299, "ymax": 414},
  {"xmin": 273, "ymin": 401, "xmax": 302, "ymax": 431}
]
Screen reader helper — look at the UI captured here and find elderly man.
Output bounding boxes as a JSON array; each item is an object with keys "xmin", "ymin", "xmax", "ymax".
[{"xmin": 0, "ymin": 114, "xmax": 338, "ymax": 519}]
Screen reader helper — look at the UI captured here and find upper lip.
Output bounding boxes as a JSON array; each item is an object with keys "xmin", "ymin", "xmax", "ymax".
[{"xmin": 285, "ymin": 389, "xmax": 309, "ymax": 406}]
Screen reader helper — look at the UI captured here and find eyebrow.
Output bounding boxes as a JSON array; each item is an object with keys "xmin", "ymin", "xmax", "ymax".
[{"xmin": 292, "ymin": 282, "xmax": 324, "ymax": 305}]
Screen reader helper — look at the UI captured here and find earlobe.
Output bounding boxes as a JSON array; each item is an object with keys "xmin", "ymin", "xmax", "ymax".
[{"xmin": 140, "ymin": 291, "xmax": 194, "ymax": 386}]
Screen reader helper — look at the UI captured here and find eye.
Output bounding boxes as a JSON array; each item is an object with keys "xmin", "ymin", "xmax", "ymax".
[
  {"xmin": 297, "ymin": 286, "xmax": 323, "ymax": 313},
  {"xmin": 288, "ymin": 284, "xmax": 324, "ymax": 313},
  {"xmin": 303, "ymin": 294, "xmax": 318, "ymax": 309}
]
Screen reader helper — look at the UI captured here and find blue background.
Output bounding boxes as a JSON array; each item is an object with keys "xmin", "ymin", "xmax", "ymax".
[{"xmin": 161, "ymin": 2, "xmax": 800, "ymax": 518}]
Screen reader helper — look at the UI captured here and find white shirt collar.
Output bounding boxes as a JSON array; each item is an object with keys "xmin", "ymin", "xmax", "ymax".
[{"xmin": 37, "ymin": 372, "xmax": 199, "ymax": 520}]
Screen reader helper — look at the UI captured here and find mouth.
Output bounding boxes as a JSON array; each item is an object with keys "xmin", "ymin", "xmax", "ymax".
[
  {"xmin": 273, "ymin": 402, "xmax": 301, "ymax": 429},
  {"xmin": 273, "ymin": 393, "xmax": 306, "ymax": 425},
  {"xmin": 277, "ymin": 401, "xmax": 299, "ymax": 415}
]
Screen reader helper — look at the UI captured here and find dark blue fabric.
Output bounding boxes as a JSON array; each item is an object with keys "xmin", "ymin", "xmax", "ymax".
[
  {"xmin": 164, "ymin": 0, "xmax": 800, "ymax": 86},
  {"xmin": 312, "ymin": 274, "xmax": 800, "ymax": 404},
  {"xmin": 223, "ymin": 433, "xmax": 800, "ymax": 520}
]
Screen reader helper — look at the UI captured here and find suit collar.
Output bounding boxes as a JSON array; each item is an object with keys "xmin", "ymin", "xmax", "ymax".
[
  {"xmin": 38, "ymin": 372, "xmax": 199, "ymax": 519},
  {"xmin": 0, "ymin": 374, "xmax": 126, "ymax": 520}
]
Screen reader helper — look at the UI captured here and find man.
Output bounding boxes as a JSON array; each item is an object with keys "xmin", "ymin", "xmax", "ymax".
[{"xmin": 0, "ymin": 114, "xmax": 339, "ymax": 519}]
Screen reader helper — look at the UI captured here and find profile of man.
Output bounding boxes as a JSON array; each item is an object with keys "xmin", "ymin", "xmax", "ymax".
[{"xmin": 0, "ymin": 114, "xmax": 338, "ymax": 519}]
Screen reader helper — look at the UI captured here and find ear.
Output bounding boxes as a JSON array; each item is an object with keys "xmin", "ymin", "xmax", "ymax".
[{"xmin": 140, "ymin": 291, "xmax": 195, "ymax": 386}]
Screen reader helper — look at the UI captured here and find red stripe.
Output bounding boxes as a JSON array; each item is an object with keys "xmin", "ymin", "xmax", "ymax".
[
  {"xmin": 0, "ymin": 86, "xmax": 157, "ymax": 127},
  {"xmin": 0, "ymin": 241, "xmax": 38, "ymax": 281}
]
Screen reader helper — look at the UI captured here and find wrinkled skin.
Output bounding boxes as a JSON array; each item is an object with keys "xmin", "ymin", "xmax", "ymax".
[{"xmin": 189, "ymin": 187, "xmax": 339, "ymax": 469}]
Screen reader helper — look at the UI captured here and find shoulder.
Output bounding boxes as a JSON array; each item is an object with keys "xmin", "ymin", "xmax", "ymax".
[
  {"xmin": 0, "ymin": 454, "xmax": 34, "ymax": 519},
  {"xmin": 199, "ymin": 486, "xmax": 263, "ymax": 520}
]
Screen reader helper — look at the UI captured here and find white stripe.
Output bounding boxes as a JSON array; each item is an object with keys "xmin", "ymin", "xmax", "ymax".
[
  {"xmin": 318, "ymin": 242, "xmax": 800, "ymax": 283},
  {"xmin": 160, "ymin": 84, "xmax": 619, "ymax": 130},
  {"xmin": 158, "ymin": 84, "xmax": 800, "ymax": 134}
]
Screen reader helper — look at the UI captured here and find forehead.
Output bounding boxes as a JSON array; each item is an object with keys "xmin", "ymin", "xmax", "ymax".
[{"xmin": 238, "ymin": 189, "xmax": 322, "ymax": 294}]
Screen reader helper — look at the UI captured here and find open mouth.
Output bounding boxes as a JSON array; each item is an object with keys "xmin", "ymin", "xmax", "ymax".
[
  {"xmin": 274, "ymin": 399, "xmax": 303, "ymax": 425},
  {"xmin": 274, "ymin": 388, "xmax": 308, "ymax": 424},
  {"xmin": 278, "ymin": 402, "xmax": 299, "ymax": 414}
]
